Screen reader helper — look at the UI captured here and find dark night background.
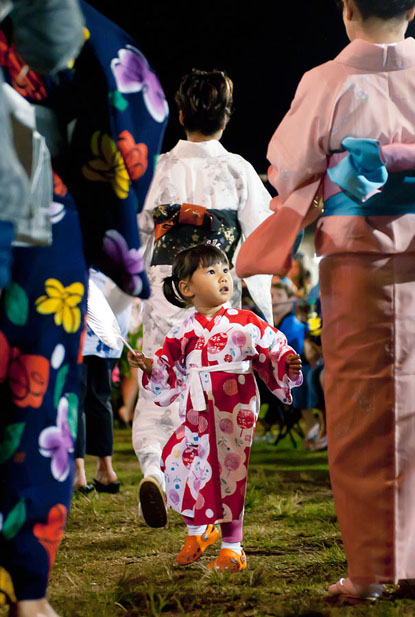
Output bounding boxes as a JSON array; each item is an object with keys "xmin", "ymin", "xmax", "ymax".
[{"xmin": 87, "ymin": 1, "xmax": 415, "ymax": 174}]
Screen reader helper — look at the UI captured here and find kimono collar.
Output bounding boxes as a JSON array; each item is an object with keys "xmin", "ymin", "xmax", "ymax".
[
  {"xmin": 195, "ymin": 305, "xmax": 227, "ymax": 329},
  {"xmin": 170, "ymin": 139, "xmax": 229, "ymax": 159},
  {"xmin": 335, "ymin": 37, "xmax": 415, "ymax": 71}
]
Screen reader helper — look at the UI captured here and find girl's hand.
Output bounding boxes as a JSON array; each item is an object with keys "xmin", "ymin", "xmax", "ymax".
[
  {"xmin": 286, "ymin": 353, "xmax": 302, "ymax": 379},
  {"xmin": 127, "ymin": 350, "xmax": 153, "ymax": 377}
]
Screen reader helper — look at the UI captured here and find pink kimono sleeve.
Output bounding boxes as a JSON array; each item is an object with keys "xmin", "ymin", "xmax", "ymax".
[{"xmin": 236, "ymin": 69, "xmax": 331, "ymax": 278}]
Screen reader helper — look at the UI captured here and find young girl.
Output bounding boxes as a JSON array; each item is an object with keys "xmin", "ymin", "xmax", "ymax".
[
  {"xmin": 237, "ymin": 0, "xmax": 415, "ymax": 600},
  {"xmin": 133, "ymin": 69, "xmax": 273, "ymax": 528},
  {"xmin": 129, "ymin": 244, "xmax": 301, "ymax": 571}
]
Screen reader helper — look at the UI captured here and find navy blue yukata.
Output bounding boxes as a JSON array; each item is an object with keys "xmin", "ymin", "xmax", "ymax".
[{"xmin": 0, "ymin": 1, "xmax": 167, "ymax": 604}]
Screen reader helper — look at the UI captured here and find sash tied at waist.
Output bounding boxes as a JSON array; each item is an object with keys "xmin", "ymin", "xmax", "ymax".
[
  {"xmin": 151, "ymin": 203, "xmax": 241, "ymax": 266},
  {"xmin": 188, "ymin": 360, "xmax": 252, "ymax": 412},
  {"xmin": 325, "ymin": 137, "xmax": 415, "ymax": 216}
]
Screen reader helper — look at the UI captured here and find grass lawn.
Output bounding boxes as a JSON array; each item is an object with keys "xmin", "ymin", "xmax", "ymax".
[{"xmin": 3, "ymin": 427, "xmax": 415, "ymax": 617}]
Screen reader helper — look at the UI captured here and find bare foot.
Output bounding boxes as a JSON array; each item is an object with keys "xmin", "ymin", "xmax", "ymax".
[
  {"xmin": 11, "ymin": 598, "xmax": 61, "ymax": 617},
  {"xmin": 73, "ymin": 457, "xmax": 88, "ymax": 488},
  {"xmin": 94, "ymin": 456, "xmax": 118, "ymax": 485}
]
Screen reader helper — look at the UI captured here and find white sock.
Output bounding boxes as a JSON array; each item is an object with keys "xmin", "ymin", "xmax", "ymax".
[
  {"xmin": 221, "ymin": 541, "xmax": 242, "ymax": 555},
  {"xmin": 187, "ymin": 524, "xmax": 208, "ymax": 536}
]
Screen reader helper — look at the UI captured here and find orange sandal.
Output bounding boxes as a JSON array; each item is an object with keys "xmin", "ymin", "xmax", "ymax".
[
  {"xmin": 209, "ymin": 548, "xmax": 247, "ymax": 571},
  {"xmin": 176, "ymin": 524, "xmax": 219, "ymax": 565}
]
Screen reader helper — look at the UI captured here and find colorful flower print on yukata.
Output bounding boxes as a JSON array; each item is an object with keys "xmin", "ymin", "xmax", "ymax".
[
  {"xmin": 102, "ymin": 229, "xmax": 144, "ymax": 296},
  {"xmin": 0, "ymin": 330, "xmax": 50, "ymax": 408},
  {"xmin": 117, "ymin": 130, "xmax": 148, "ymax": 180},
  {"xmin": 111, "ymin": 45, "xmax": 168, "ymax": 123},
  {"xmin": 39, "ymin": 397, "xmax": 74, "ymax": 482},
  {"xmin": 0, "ymin": 566, "xmax": 16, "ymax": 605},
  {"xmin": 53, "ymin": 172, "xmax": 68, "ymax": 198},
  {"xmin": 35, "ymin": 279, "xmax": 84, "ymax": 333},
  {"xmin": 82, "ymin": 131, "xmax": 130, "ymax": 199},
  {"xmin": 9, "ymin": 350, "xmax": 50, "ymax": 409},
  {"xmin": 50, "ymin": 172, "xmax": 68, "ymax": 225},
  {"xmin": 33, "ymin": 504, "xmax": 67, "ymax": 572},
  {"xmin": 0, "ymin": 32, "xmax": 47, "ymax": 101}
]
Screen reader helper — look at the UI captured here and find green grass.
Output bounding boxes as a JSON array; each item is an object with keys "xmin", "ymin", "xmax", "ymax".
[{"xmin": 2, "ymin": 428, "xmax": 415, "ymax": 616}]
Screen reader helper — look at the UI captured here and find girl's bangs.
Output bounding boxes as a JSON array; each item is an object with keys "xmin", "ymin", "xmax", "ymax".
[{"xmin": 198, "ymin": 245, "xmax": 228, "ymax": 268}]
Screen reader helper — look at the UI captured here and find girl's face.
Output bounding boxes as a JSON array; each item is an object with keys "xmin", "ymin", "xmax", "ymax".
[{"xmin": 179, "ymin": 260, "xmax": 233, "ymax": 313}]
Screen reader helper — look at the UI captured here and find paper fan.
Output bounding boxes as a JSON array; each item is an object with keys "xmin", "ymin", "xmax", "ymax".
[{"xmin": 87, "ymin": 278, "xmax": 135, "ymax": 353}]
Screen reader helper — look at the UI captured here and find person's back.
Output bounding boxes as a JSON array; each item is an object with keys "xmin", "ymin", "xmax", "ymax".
[{"xmin": 237, "ymin": 0, "xmax": 415, "ymax": 601}]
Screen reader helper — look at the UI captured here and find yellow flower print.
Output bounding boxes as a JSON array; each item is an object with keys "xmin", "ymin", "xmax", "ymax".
[
  {"xmin": 82, "ymin": 131, "xmax": 130, "ymax": 199},
  {"xmin": 0, "ymin": 567, "xmax": 16, "ymax": 604},
  {"xmin": 35, "ymin": 279, "xmax": 84, "ymax": 333}
]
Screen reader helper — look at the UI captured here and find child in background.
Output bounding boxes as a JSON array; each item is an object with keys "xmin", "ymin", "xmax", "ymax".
[{"xmin": 129, "ymin": 244, "xmax": 301, "ymax": 571}]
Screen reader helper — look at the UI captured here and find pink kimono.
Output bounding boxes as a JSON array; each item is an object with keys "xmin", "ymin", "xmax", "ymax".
[
  {"xmin": 143, "ymin": 306, "xmax": 301, "ymax": 525},
  {"xmin": 236, "ymin": 38, "xmax": 415, "ymax": 584}
]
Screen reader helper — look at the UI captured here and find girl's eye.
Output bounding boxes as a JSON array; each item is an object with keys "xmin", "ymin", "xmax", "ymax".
[
  {"xmin": 223, "ymin": 268, "xmax": 229, "ymax": 273},
  {"xmin": 207, "ymin": 269, "xmax": 215, "ymax": 274}
]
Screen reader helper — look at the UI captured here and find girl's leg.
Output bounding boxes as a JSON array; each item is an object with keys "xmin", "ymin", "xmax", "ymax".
[
  {"xmin": 220, "ymin": 520, "xmax": 243, "ymax": 555},
  {"xmin": 220, "ymin": 520, "xmax": 243, "ymax": 543},
  {"xmin": 182, "ymin": 515, "xmax": 207, "ymax": 536},
  {"xmin": 209, "ymin": 520, "xmax": 247, "ymax": 570},
  {"xmin": 176, "ymin": 516, "xmax": 219, "ymax": 565}
]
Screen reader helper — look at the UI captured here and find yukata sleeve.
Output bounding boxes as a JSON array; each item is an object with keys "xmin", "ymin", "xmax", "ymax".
[
  {"xmin": 252, "ymin": 317, "xmax": 303, "ymax": 405},
  {"xmin": 141, "ymin": 330, "xmax": 187, "ymax": 407},
  {"xmin": 236, "ymin": 159, "xmax": 273, "ymax": 325},
  {"xmin": 236, "ymin": 67, "xmax": 332, "ymax": 278}
]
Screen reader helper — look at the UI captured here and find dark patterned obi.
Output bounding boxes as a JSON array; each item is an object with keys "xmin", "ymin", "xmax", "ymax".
[{"xmin": 151, "ymin": 203, "xmax": 240, "ymax": 266}]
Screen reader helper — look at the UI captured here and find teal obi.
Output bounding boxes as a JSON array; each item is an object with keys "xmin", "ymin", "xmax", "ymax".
[{"xmin": 324, "ymin": 137, "xmax": 415, "ymax": 217}]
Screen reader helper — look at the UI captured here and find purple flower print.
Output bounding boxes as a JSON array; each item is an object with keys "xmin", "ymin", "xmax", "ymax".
[
  {"xmin": 231, "ymin": 330, "xmax": 247, "ymax": 348},
  {"xmin": 169, "ymin": 489, "xmax": 180, "ymax": 506},
  {"xmin": 102, "ymin": 229, "xmax": 144, "ymax": 296},
  {"xmin": 151, "ymin": 364, "xmax": 165, "ymax": 384},
  {"xmin": 39, "ymin": 396, "xmax": 73, "ymax": 482},
  {"xmin": 111, "ymin": 46, "xmax": 168, "ymax": 123}
]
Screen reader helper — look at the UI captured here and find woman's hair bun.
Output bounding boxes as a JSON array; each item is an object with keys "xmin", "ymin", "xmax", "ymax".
[{"xmin": 175, "ymin": 68, "xmax": 233, "ymax": 136}]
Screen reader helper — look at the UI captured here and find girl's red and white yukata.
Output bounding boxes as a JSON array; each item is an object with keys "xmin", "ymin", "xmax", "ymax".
[{"xmin": 143, "ymin": 306, "xmax": 301, "ymax": 525}]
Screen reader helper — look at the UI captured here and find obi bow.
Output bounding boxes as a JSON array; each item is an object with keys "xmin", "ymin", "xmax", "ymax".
[{"xmin": 328, "ymin": 137, "xmax": 415, "ymax": 203}]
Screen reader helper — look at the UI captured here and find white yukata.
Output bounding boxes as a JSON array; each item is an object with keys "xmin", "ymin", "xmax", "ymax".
[{"xmin": 133, "ymin": 139, "xmax": 273, "ymax": 489}]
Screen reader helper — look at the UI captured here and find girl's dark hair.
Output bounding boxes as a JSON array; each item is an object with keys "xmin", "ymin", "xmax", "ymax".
[
  {"xmin": 175, "ymin": 69, "xmax": 233, "ymax": 136},
  {"xmin": 163, "ymin": 244, "xmax": 229, "ymax": 308},
  {"xmin": 336, "ymin": 0, "xmax": 415, "ymax": 19}
]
